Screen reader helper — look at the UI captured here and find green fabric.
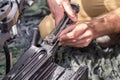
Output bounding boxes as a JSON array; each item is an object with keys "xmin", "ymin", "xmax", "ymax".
[
  {"xmin": 55, "ymin": 42, "xmax": 120, "ymax": 80},
  {"xmin": 23, "ymin": 0, "xmax": 49, "ymax": 17}
]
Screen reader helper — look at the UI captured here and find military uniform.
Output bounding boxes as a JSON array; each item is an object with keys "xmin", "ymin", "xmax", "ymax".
[{"xmin": 39, "ymin": 0, "xmax": 120, "ymax": 80}]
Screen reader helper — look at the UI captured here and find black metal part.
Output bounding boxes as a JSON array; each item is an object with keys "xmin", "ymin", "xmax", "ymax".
[
  {"xmin": 31, "ymin": 28, "xmax": 40, "ymax": 46},
  {"xmin": 0, "ymin": 0, "xmax": 88, "ymax": 80},
  {"xmin": 0, "ymin": 0, "xmax": 19, "ymax": 74},
  {"xmin": 3, "ymin": 46, "xmax": 88, "ymax": 80},
  {"xmin": 0, "ymin": 0, "xmax": 35, "ymax": 75},
  {"xmin": 3, "ymin": 42, "xmax": 12, "ymax": 74},
  {"xmin": 70, "ymin": 66, "xmax": 88, "ymax": 80},
  {"xmin": 0, "ymin": 32, "xmax": 12, "ymax": 74},
  {"xmin": 43, "ymin": 3, "xmax": 79, "ymax": 46},
  {"xmin": 3, "ymin": 3, "xmax": 88, "ymax": 80},
  {"xmin": 0, "ymin": 32, "xmax": 11, "ymax": 49},
  {"xmin": 0, "ymin": 1, "xmax": 19, "ymax": 32}
]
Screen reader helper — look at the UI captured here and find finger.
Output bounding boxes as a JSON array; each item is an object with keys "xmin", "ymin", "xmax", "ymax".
[
  {"xmin": 59, "ymin": 31, "xmax": 77, "ymax": 41},
  {"xmin": 62, "ymin": 0, "xmax": 77, "ymax": 22},
  {"xmin": 74, "ymin": 38, "xmax": 92, "ymax": 47},
  {"xmin": 55, "ymin": 5, "xmax": 64, "ymax": 25},
  {"xmin": 59, "ymin": 24, "xmax": 75, "ymax": 37},
  {"xmin": 48, "ymin": 0, "xmax": 55, "ymax": 15},
  {"xmin": 58, "ymin": 38, "xmax": 77, "ymax": 46},
  {"xmin": 60, "ymin": 39, "xmax": 91, "ymax": 47},
  {"xmin": 76, "ymin": 28, "xmax": 93, "ymax": 42},
  {"xmin": 59, "ymin": 24, "xmax": 86, "ymax": 41},
  {"xmin": 62, "ymin": 23, "xmax": 90, "ymax": 40},
  {"xmin": 59, "ymin": 36, "xmax": 92, "ymax": 47},
  {"xmin": 48, "ymin": 0, "xmax": 64, "ymax": 25}
]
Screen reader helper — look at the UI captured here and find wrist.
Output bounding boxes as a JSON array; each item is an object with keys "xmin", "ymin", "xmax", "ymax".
[
  {"xmin": 87, "ymin": 8, "xmax": 120, "ymax": 39},
  {"xmin": 84, "ymin": 21, "xmax": 100, "ymax": 39}
]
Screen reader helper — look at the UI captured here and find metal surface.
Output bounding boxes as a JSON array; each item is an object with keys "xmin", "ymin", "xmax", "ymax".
[
  {"xmin": 1, "ymin": 1, "xmax": 19, "ymax": 32},
  {"xmin": 0, "ymin": 0, "xmax": 11, "ymax": 21},
  {"xmin": 3, "ymin": 3, "xmax": 88, "ymax": 80},
  {"xmin": 0, "ymin": 0, "xmax": 35, "ymax": 74},
  {"xmin": 3, "ymin": 42, "xmax": 13, "ymax": 74}
]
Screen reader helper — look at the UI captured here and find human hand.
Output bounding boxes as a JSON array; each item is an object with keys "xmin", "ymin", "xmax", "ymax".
[
  {"xmin": 47, "ymin": 0, "xmax": 77, "ymax": 25},
  {"xmin": 58, "ymin": 23, "xmax": 94, "ymax": 48}
]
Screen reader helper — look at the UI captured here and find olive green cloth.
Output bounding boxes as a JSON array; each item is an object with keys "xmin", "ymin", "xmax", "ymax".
[{"xmin": 23, "ymin": 0, "xmax": 49, "ymax": 17}]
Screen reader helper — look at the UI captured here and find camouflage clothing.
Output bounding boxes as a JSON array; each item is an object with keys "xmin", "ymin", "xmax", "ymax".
[
  {"xmin": 55, "ymin": 42, "xmax": 120, "ymax": 80},
  {"xmin": 23, "ymin": 0, "xmax": 49, "ymax": 17}
]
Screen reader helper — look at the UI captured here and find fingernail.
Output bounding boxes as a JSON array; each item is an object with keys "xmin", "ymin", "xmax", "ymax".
[{"xmin": 66, "ymin": 33, "xmax": 73, "ymax": 38}]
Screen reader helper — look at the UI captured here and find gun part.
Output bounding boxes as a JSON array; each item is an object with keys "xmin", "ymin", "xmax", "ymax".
[
  {"xmin": 1, "ymin": 1, "xmax": 19, "ymax": 32},
  {"xmin": 43, "ymin": 3, "xmax": 79, "ymax": 48},
  {"xmin": 3, "ymin": 3, "xmax": 88, "ymax": 80},
  {"xmin": 0, "ymin": 0, "xmax": 35, "ymax": 74},
  {"xmin": 0, "ymin": 0, "xmax": 11, "ymax": 21}
]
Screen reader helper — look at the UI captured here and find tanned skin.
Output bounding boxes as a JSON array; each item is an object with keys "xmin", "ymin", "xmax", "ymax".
[
  {"xmin": 59, "ymin": 8, "xmax": 120, "ymax": 47},
  {"xmin": 88, "ymin": 8, "xmax": 120, "ymax": 38},
  {"xmin": 47, "ymin": 0, "xmax": 77, "ymax": 25},
  {"xmin": 47, "ymin": 0, "xmax": 120, "ymax": 48}
]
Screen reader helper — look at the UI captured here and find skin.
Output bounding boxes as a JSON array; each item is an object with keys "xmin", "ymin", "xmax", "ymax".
[
  {"xmin": 58, "ymin": 23, "xmax": 94, "ymax": 47},
  {"xmin": 47, "ymin": 0, "xmax": 77, "ymax": 25},
  {"xmin": 59, "ymin": 8, "xmax": 120, "ymax": 47},
  {"xmin": 48, "ymin": 0, "xmax": 120, "ymax": 48}
]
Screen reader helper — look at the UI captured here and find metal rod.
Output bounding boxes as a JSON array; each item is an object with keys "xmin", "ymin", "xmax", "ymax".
[{"xmin": 3, "ymin": 42, "xmax": 12, "ymax": 74}]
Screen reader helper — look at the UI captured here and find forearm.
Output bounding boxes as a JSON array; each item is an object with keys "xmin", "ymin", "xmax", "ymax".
[{"xmin": 87, "ymin": 8, "xmax": 120, "ymax": 39}]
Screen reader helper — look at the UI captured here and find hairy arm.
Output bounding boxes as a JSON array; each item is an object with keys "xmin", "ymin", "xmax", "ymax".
[
  {"xmin": 88, "ymin": 8, "xmax": 120, "ymax": 38},
  {"xmin": 59, "ymin": 8, "xmax": 120, "ymax": 47}
]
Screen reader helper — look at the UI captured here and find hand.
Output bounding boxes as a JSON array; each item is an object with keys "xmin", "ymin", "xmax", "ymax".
[
  {"xmin": 59, "ymin": 23, "xmax": 94, "ymax": 48},
  {"xmin": 47, "ymin": 0, "xmax": 77, "ymax": 25}
]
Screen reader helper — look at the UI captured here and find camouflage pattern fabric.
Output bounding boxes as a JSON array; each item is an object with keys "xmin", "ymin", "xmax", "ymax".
[
  {"xmin": 55, "ymin": 42, "xmax": 120, "ymax": 80},
  {"xmin": 23, "ymin": 0, "xmax": 49, "ymax": 17}
]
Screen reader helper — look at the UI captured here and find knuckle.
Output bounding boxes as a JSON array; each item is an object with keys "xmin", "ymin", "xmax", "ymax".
[
  {"xmin": 72, "ymin": 31, "xmax": 77, "ymax": 38},
  {"xmin": 83, "ymin": 43, "xmax": 89, "ymax": 47}
]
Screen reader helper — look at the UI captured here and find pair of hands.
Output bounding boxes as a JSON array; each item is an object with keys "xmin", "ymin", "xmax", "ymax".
[{"xmin": 48, "ymin": 0, "xmax": 94, "ymax": 48}]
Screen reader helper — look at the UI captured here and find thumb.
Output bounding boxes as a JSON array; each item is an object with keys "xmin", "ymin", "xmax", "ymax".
[{"xmin": 62, "ymin": 1, "xmax": 77, "ymax": 22}]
